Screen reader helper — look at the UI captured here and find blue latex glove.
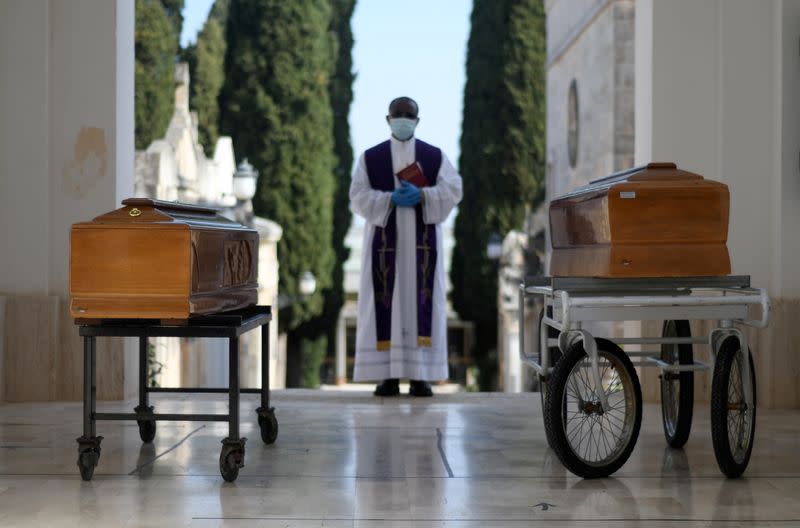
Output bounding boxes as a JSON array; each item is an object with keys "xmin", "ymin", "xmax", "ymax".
[
  {"xmin": 391, "ymin": 181, "xmax": 421, "ymax": 207},
  {"xmin": 400, "ymin": 181, "xmax": 421, "ymax": 205}
]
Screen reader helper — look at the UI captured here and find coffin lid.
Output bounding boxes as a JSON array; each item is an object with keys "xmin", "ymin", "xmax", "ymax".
[
  {"xmin": 73, "ymin": 197, "xmax": 254, "ymax": 232},
  {"xmin": 554, "ymin": 163, "xmax": 710, "ymax": 201},
  {"xmin": 588, "ymin": 162, "xmax": 702, "ymax": 185},
  {"xmin": 122, "ymin": 197, "xmax": 220, "ymax": 214}
]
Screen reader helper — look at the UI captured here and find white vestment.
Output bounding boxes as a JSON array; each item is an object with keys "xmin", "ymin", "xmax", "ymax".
[{"xmin": 349, "ymin": 136, "xmax": 463, "ymax": 381}]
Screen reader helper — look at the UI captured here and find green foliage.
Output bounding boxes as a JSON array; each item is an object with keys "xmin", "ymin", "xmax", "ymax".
[
  {"xmin": 293, "ymin": 0, "xmax": 355, "ymax": 354},
  {"xmin": 147, "ymin": 342, "xmax": 165, "ymax": 388},
  {"xmin": 192, "ymin": 17, "xmax": 227, "ymax": 152},
  {"xmin": 182, "ymin": 0, "xmax": 228, "ymax": 154},
  {"xmin": 299, "ymin": 335, "xmax": 328, "ymax": 388},
  {"xmin": 327, "ymin": 0, "xmax": 356, "ymax": 334},
  {"xmin": 208, "ymin": 0, "xmax": 231, "ymax": 24},
  {"xmin": 219, "ymin": 0, "xmax": 336, "ymax": 334},
  {"xmin": 160, "ymin": 0, "xmax": 185, "ymax": 47},
  {"xmin": 135, "ymin": 0, "xmax": 178, "ymax": 150},
  {"xmin": 179, "ymin": 43, "xmax": 197, "ymax": 84},
  {"xmin": 451, "ymin": 0, "xmax": 546, "ymax": 390}
]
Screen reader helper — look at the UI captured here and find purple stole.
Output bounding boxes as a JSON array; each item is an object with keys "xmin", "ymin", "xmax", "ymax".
[{"xmin": 364, "ymin": 139, "xmax": 441, "ymax": 351}]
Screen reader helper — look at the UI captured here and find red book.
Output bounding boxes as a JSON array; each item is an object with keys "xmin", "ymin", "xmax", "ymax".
[{"xmin": 396, "ymin": 162, "xmax": 428, "ymax": 188}]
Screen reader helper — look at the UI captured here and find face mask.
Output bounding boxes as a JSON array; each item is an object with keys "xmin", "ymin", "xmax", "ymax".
[{"xmin": 389, "ymin": 118, "xmax": 417, "ymax": 141}]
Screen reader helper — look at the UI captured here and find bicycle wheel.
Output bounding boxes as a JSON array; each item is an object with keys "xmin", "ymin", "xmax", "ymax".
[
  {"xmin": 711, "ymin": 335, "xmax": 756, "ymax": 478},
  {"xmin": 660, "ymin": 319, "xmax": 694, "ymax": 448},
  {"xmin": 544, "ymin": 338, "xmax": 642, "ymax": 478}
]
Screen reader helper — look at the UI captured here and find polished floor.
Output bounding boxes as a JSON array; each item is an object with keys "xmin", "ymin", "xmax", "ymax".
[{"xmin": 2, "ymin": 389, "xmax": 800, "ymax": 527}]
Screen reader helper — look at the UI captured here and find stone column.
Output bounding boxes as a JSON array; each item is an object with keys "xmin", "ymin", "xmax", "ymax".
[
  {"xmin": 0, "ymin": 296, "xmax": 5, "ymax": 404},
  {"xmin": 635, "ymin": 0, "xmax": 800, "ymax": 408},
  {"xmin": 335, "ymin": 314, "xmax": 347, "ymax": 385},
  {"xmin": 254, "ymin": 217, "xmax": 285, "ymax": 389},
  {"xmin": 0, "ymin": 0, "xmax": 136, "ymax": 401}
]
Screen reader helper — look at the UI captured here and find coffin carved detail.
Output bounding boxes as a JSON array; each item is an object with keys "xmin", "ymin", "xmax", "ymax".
[{"xmin": 224, "ymin": 239, "xmax": 253, "ymax": 287}]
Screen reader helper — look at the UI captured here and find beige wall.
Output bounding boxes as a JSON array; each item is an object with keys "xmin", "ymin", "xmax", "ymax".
[
  {"xmin": 0, "ymin": 0, "xmax": 136, "ymax": 401},
  {"xmin": 1, "ymin": 1, "xmax": 51, "ymax": 293},
  {"xmin": 635, "ymin": 0, "xmax": 800, "ymax": 408},
  {"xmin": 0, "ymin": 297, "xmax": 5, "ymax": 403}
]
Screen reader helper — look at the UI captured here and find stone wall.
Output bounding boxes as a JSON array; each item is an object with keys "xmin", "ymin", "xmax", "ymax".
[
  {"xmin": 613, "ymin": 1, "xmax": 635, "ymax": 171},
  {"xmin": 546, "ymin": 0, "xmax": 635, "ymax": 200},
  {"xmin": 546, "ymin": 0, "xmax": 617, "ymax": 199}
]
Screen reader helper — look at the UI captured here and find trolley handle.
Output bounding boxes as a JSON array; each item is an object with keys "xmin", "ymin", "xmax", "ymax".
[
  {"xmin": 563, "ymin": 289, "xmax": 770, "ymax": 328},
  {"xmin": 739, "ymin": 287, "xmax": 770, "ymax": 328},
  {"xmin": 522, "ymin": 283, "xmax": 770, "ymax": 328}
]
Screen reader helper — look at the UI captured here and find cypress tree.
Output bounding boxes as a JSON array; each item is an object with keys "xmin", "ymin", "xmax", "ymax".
[
  {"xmin": 219, "ymin": 0, "xmax": 336, "ymax": 385},
  {"xmin": 208, "ymin": 0, "xmax": 231, "ymax": 24},
  {"xmin": 135, "ymin": 0, "xmax": 178, "ymax": 149},
  {"xmin": 451, "ymin": 0, "xmax": 546, "ymax": 390},
  {"xmin": 160, "ymin": 0, "xmax": 185, "ymax": 48},
  {"xmin": 323, "ymin": 0, "xmax": 356, "ymax": 368},
  {"xmin": 191, "ymin": 16, "xmax": 226, "ymax": 153},
  {"xmin": 294, "ymin": 0, "xmax": 356, "ymax": 386},
  {"xmin": 181, "ymin": 0, "xmax": 229, "ymax": 154}
]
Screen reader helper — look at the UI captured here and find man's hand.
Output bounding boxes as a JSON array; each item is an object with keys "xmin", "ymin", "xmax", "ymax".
[{"xmin": 391, "ymin": 181, "xmax": 421, "ymax": 207}]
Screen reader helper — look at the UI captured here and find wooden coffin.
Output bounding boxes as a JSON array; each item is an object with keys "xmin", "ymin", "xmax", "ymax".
[
  {"xmin": 549, "ymin": 162, "xmax": 730, "ymax": 277},
  {"xmin": 70, "ymin": 198, "xmax": 259, "ymax": 319}
]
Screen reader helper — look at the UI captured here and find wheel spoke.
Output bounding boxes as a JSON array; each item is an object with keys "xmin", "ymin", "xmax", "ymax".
[
  {"xmin": 721, "ymin": 346, "xmax": 754, "ymax": 464},
  {"xmin": 561, "ymin": 346, "xmax": 637, "ymax": 465},
  {"xmin": 598, "ymin": 417, "xmax": 615, "ymax": 457}
]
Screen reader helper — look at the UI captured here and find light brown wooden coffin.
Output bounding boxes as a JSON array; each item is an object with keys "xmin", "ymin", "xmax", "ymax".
[
  {"xmin": 70, "ymin": 198, "xmax": 259, "ymax": 319},
  {"xmin": 549, "ymin": 163, "xmax": 731, "ymax": 277}
]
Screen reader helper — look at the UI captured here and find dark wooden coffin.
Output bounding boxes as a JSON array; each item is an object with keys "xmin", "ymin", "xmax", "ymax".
[
  {"xmin": 70, "ymin": 198, "xmax": 259, "ymax": 319},
  {"xmin": 549, "ymin": 162, "xmax": 730, "ymax": 277}
]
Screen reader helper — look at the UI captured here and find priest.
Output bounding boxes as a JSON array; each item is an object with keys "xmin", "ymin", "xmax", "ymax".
[{"xmin": 349, "ymin": 96, "xmax": 463, "ymax": 397}]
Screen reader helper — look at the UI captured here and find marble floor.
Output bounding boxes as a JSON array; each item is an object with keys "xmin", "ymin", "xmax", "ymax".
[{"xmin": 1, "ymin": 389, "xmax": 800, "ymax": 527}]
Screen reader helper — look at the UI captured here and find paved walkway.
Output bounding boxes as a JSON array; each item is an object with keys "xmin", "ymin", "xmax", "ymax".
[{"xmin": 1, "ymin": 390, "xmax": 800, "ymax": 526}]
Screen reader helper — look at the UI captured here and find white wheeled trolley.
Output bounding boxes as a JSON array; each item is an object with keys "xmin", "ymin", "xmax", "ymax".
[{"xmin": 519, "ymin": 275, "xmax": 770, "ymax": 479}]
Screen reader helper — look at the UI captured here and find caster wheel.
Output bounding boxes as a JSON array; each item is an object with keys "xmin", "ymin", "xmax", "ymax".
[
  {"xmin": 77, "ymin": 450, "xmax": 98, "ymax": 481},
  {"xmin": 137, "ymin": 420, "xmax": 156, "ymax": 443},
  {"xmin": 258, "ymin": 409, "xmax": 278, "ymax": 444},
  {"xmin": 219, "ymin": 447, "xmax": 244, "ymax": 482}
]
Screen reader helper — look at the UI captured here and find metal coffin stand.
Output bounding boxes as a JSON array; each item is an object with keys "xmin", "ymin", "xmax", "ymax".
[
  {"xmin": 75, "ymin": 305, "xmax": 275, "ymax": 482},
  {"xmin": 519, "ymin": 276, "xmax": 770, "ymax": 479}
]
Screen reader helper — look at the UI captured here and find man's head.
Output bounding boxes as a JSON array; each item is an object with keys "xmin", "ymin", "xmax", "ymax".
[{"xmin": 386, "ymin": 96, "xmax": 419, "ymax": 141}]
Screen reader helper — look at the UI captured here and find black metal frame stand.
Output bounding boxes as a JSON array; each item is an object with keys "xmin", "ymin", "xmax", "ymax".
[{"xmin": 75, "ymin": 305, "xmax": 275, "ymax": 482}]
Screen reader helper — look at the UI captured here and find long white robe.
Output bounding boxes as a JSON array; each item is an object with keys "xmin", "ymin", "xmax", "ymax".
[{"xmin": 349, "ymin": 136, "xmax": 463, "ymax": 381}]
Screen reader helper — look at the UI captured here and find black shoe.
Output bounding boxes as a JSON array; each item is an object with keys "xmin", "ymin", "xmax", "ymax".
[
  {"xmin": 374, "ymin": 378, "xmax": 400, "ymax": 397},
  {"xmin": 409, "ymin": 379, "xmax": 433, "ymax": 397}
]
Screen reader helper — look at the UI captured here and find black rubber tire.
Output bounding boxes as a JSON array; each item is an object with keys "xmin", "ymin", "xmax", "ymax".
[
  {"xmin": 219, "ymin": 449, "xmax": 241, "ymax": 482},
  {"xmin": 77, "ymin": 450, "xmax": 97, "ymax": 481},
  {"xmin": 258, "ymin": 410, "xmax": 279, "ymax": 445},
  {"xmin": 137, "ymin": 419, "xmax": 156, "ymax": 443},
  {"xmin": 711, "ymin": 336, "xmax": 756, "ymax": 478},
  {"xmin": 544, "ymin": 338, "xmax": 642, "ymax": 478},
  {"xmin": 660, "ymin": 320, "xmax": 694, "ymax": 448},
  {"xmin": 537, "ymin": 307, "xmax": 563, "ymax": 448}
]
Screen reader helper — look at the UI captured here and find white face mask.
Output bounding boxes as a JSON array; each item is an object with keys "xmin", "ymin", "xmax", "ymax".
[{"xmin": 389, "ymin": 118, "xmax": 417, "ymax": 141}]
